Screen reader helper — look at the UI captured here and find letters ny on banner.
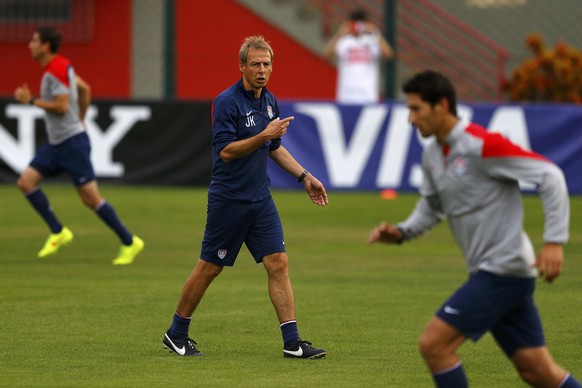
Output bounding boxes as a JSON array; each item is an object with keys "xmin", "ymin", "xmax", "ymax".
[{"xmin": 0, "ymin": 100, "xmax": 213, "ymax": 185}]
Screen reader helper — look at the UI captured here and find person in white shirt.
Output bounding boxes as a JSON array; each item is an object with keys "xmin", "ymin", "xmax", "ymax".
[{"xmin": 324, "ymin": 9, "xmax": 393, "ymax": 104}]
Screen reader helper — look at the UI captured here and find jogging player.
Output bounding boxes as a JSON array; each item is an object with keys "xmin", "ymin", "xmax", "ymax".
[
  {"xmin": 367, "ymin": 70, "xmax": 581, "ymax": 387},
  {"xmin": 14, "ymin": 26, "xmax": 144, "ymax": 265}
]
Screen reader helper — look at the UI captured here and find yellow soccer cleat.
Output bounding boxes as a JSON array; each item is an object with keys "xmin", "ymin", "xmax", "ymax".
[
  {"xmin": 38, "ymin": 226, "xmax": 74, "ymax": 258},
  {"xmin": 112, "ymin": 235, "xmax": 144, "ymax": 265}
]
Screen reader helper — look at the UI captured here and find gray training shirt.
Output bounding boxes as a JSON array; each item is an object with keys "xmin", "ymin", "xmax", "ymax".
[
  {"xmin": 397, "ymin": 119, "xmax": 569, "ymax": 278},
  {"xmin": 40, "ymin": 54, "xmax": 85, "ymax": 144}
]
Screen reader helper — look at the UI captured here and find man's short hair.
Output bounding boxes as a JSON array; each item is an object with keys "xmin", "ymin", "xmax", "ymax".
[
  {"xmin": 239, "ymin": 36, "xmax": 274, "ymax": 65},
  {"xmin": 36, "ymin": 26, "xmax": 62, "ymax": 54},
  {"xmin": 403, "ymin": 70, "xmax": 458, "ymax": 115},
  {"xmin": 348, "ymin": 9, "xmax": 368, "ymax": 22}
]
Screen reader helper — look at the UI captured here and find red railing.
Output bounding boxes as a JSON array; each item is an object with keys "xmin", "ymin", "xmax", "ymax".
[
  {"xmin": 0, "ymin": 0, "xmax": 94, "ymax": 44},
  {"xmin": 398, "ymin": 0, "xmax": 509, "ymax": 101},
  {"xmin": 311, "ymin": 0, "xmax": 509, "ymax": 101}
]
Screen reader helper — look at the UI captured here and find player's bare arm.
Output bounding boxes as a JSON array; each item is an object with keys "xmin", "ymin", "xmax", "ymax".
[
  {"xmin": 367, "ymin": 222, "xmax": 403, "ymax": 245},
  {"xmin": 379, "ymin": 35, "xmax": 394, "ymax": 60},
  {"xmin": 220, "ymin": 116, "xmax": 294, "ymax": 162},
  {"xmin": 535, "ymin": 243, "xmax": 564, "ymax": 283},
  {"xmin": 14, "ymin": 83, "xmax": 33, "ymax": 104},
  {"xmin": 76, "ymin": 75, "xmax": 91, "ymax": 122},
  {"xmin": 39, "ymin": 94, "xmax": 69, "ymax": 115},
  {"xmin": 15, "ymin": 83, "xmax": 69, "ymax": 115},
  {"xmin": 302, "ymin": 174, "xmax": 328, "ymax": 206},
  {"xmin": 269, "ymin": 146, "xmax": 328, "ymax": 207}
]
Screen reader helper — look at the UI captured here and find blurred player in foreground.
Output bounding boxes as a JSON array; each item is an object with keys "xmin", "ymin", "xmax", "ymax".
[
  {"xmin": 162, "ymin": 35, "xmax": 328, "ymax": 359},
  {"xmin": 367, "ymin": 70, "xmax": 581, "ymax": 387},
  {"xmin": 14, "ymin": 26, "xmax": 144, "ymax": 265}
]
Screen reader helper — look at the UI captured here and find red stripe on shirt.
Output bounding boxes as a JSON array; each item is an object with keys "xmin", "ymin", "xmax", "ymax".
[
  {"xmin": 465, "ymin": 123, "xmax": 547, "ymax": 161},
  {"xmin": 44, "ymin": 55, "xmax": 71, "ymax": 87}
]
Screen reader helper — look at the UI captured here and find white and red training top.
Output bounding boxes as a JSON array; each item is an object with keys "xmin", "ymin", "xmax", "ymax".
[
  {"xmin": 334, "ymin": 33, "xmax": 383, "ymax": 104},
  {"xmin": 397, "ymin": 119, "xmax": 569, "ymax": 277},
  {"xmin": 40, "ymin": 54, "xmax": 84, "ymax": 145}
]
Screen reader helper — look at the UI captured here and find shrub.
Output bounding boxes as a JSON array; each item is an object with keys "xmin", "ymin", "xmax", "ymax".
[{"xmin": 504, "ymin": 34, "xmax": 582, "ymax": 103}]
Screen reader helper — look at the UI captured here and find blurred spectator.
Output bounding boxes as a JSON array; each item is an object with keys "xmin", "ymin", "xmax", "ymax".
[{"xmin": 324, "ymin": 8, "xmax": 393, "ymax": 104}]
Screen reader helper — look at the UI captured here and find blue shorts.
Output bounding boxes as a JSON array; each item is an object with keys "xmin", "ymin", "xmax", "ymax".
[
  {"xmin": 200, "ymin": 196, "xmax": 285, "ymax": 266},
  {"xmin": 436, "ymin": 270, "xmax": 545, "ymax": 357},
  {"xmin": 30, "ymin": 132, "xmax": 96, "ymax": 186}
]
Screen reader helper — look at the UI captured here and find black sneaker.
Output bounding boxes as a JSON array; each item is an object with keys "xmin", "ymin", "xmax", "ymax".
[
  {"xmin": 283, "ymin": 340, "xmax": 326, "ymax": 359},
  {"xmin": 163, "ymin": 330, "xmax": 205, "ymax": 356}
]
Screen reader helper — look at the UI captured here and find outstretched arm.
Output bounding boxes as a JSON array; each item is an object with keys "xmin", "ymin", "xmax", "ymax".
[
  {"xmin": 367, "ymin": 195, "xmax": 444, "ymax": 246},
  {"xmin": 269, "ymin": 146, "xmax": 328, "ymax": 206},
  {"xmin": 14, "ymin": 83, "xmax": 69, "ymax": 114},
  {"xmin": 367, "ymin": 222, "xmax": 403, "ymax": 245}
]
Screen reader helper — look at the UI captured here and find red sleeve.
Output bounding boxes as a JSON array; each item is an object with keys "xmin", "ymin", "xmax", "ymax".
[
  {"xmin": 44, "ymin": 55, "xmax": 71, "ymax": 87},
  {"xmin": 466, "ymin": 123, "xmax": 546, "ymax": 161}
]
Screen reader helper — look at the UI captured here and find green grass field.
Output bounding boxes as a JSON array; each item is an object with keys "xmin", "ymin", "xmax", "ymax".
[{"xmin": 1, "ymin": 184, "xmax": 580, "ymax": 387}]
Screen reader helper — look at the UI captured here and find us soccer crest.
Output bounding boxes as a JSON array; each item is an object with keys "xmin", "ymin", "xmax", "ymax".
[
  {"xmin": 453, "ymin": 157, "xmax": 468, "ymax": 176},
  {"xmin": 217, "ymin": 249, "xmax": 227, "ymax": 259},
  {"xmin": 267, "ymin": 105, "xmax": 273, "ymax": 119}
]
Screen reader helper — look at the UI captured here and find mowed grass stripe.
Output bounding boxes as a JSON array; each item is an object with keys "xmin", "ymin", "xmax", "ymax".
[{"xmin": 0, "ymin": 185, "xmax": 580, "ymax": 387}]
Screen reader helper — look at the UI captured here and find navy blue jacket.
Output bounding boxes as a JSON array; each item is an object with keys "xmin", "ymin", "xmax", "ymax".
[{"xmin": 209, "ymin": 79, "xmax": 281, "ymax": 202}]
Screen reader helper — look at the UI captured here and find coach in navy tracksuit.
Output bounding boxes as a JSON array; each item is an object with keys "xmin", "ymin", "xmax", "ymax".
[{"xmin": 163, "ymin": 35, "xmax": 328, "ymax": 359}]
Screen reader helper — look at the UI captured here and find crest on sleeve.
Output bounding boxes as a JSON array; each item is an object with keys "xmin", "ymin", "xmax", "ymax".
[{"xmin": 267, "ymin": 105, "xmax": 274, "ymax": 119}]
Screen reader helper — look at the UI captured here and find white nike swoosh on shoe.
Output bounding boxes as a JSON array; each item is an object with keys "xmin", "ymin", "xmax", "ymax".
[
  {"xmin": 165, "ymin": 333, "xmax": 186, "ymax": 356},
  {"xmin": 283, "ymin": 347, "xmax": 303, "ymax": 357},
  {"xmin": 444, "ymin": 305, "xmax": 461, "ymax": 315}
]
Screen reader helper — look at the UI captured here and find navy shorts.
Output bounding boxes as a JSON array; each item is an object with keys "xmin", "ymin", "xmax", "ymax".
[
  {"xmin": 436, "ymin": 270, "xmax": 545, "ymax": 357},
  {"xmin": 200, "ymin": 196, "xmax": 285, "ymax": 266},
  {"xmin": 30, "ymin": 132, "xmax": 96, "ymax": 186}
]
